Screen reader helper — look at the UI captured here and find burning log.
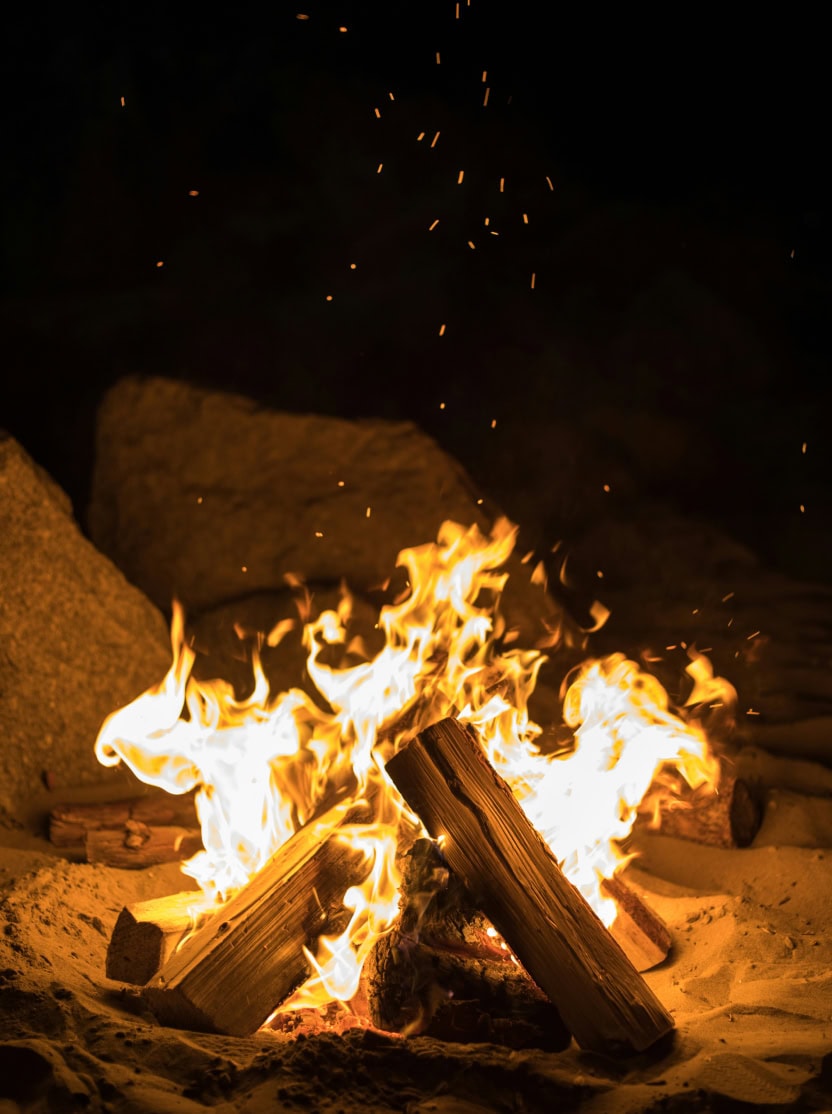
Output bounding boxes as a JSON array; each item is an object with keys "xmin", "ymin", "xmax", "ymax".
[
  {"xmin": 141, "ymin": 801, "xmax": 370, "ymax": 1036},
  {"xmin": 385, "ymin": 717, "xmax": 675, "ymax": 1056},
  {"xmin": 50, "ymin": 792, "xmax": 199, "ymax": 851},
  {"xmin": 106, "ymin": 891, "xmax": 209, "ymax": 985},
  {"xmin": 644, "ymin": 761, "xmax": 762, "ymax": 849},
  {"xmin": 364, "ymin": 839, "xmax": 572, "ymax": 1051}
]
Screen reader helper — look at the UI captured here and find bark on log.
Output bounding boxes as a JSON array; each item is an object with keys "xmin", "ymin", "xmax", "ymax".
[
  {"xmin": 50, "ymin": 791, "xmax": 198, "ymax": 851},
  {"xmin": 385, "ymin": 717, "xmax": 675, "ymax": 1055},
  {"xmin": 142, "ymin": 801, "xmax": 369, "ymax": 1036},
  {"xmin": 107, "ymin": 891, "xmax": 211, "ymax": 985},
  {"xmin": 86, "ymin": 823, "xmax": 203, "ymax": 868},
  {"xmin": 364, "ymin": 839, "xmax": 571, "ymax": 1050}
]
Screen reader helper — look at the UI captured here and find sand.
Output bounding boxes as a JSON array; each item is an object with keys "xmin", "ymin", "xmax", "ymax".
[{"xmin": 1, "ymin": 768, "xmax": 831, "ymax": 1114}]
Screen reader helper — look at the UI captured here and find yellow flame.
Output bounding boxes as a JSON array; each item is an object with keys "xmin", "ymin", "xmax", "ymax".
[{"xmin": 95, "ymin": 517, "xmax": 727, "ymax": 1009}]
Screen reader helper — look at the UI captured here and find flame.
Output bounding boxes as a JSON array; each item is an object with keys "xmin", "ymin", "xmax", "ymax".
[{"xmin": 96, "ymin": 517, "xmax": 728, "ymax": 1011}]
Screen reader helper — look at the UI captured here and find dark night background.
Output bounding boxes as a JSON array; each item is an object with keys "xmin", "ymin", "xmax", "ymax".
[{"xmin": 3, "ymin": 4, "xmax": 830, "ymax": 585}]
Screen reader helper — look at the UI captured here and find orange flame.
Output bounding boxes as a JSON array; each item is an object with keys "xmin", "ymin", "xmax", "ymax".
[{"xmin": 95, "ymin": 517, "xmax": 728, "ymax": 1009}]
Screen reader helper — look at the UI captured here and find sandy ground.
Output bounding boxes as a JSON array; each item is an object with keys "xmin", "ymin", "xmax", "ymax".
[{"xmin": 1, "ymin": 766, "xmax": 831, "ymax": 1114}]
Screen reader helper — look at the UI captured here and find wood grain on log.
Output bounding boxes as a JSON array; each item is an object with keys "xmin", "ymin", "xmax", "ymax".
[
  {"xmin": 385, "ymin": 718, "xmax": 675, "ymax": 1055},
  {"xmin": 142, "ymin": 801, "xmax": 370, "ymax": 1036}
]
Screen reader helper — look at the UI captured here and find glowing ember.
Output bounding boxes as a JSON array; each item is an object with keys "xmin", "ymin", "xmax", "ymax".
[{"xmin": 95, "ymin": 517, "xmax": 729, "ymax": 1011}]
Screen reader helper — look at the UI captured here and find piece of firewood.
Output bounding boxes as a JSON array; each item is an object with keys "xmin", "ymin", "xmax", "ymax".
[
  {"xmin": 86, "ymin": 823, "xmax": 203, "ymax": 868},
  {"xmin": 364, "ymin": 839, "xmax": 571, "ymax": 1050},
  {"xmin": 50, "ymin": 791, "xmax": 198, "ymax": 851},
  {"xmin": 107, "ymin": 891, "xmax": 211, "ymax": 985},
  {"xmin": 385, "ymin": 718, "xmax": 675, "ymax": 1056},
  {"xmin": 642, "ymin": 762, "xmax": 761, "ymax": 848},
  {"xmin": 141, "ymin": 801, "xmax": 369, "ymax": 1036},
  {"xmin": 602, "ymin": 876, "xmax": 672, "ymax": 972}
]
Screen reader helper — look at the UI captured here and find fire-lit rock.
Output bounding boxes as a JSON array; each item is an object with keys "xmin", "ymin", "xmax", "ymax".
[
  {"xmin": 0, "ymin": 434, "xmax": 171, "ymax": 816},
  {"xmin": 87, "ymin": 375, "xmax": 578, "ymax": 651}
]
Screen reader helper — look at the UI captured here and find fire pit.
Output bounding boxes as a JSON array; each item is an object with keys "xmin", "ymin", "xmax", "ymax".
[{"xmin": 1, "ymin": 378, "xmax": 831, "ymax": 1112}]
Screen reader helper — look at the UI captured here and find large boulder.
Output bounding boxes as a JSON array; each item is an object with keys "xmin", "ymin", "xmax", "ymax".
[
  {"xmin": 0, "ymin": 435, "xmax": 171, "ymax": 816},
  {"xmin": 87, "ymin": 376, "xmax": 578, "ymax": 654}
]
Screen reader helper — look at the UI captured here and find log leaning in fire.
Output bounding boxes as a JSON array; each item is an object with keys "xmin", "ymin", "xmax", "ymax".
[
  {"xmin": 141, "ymin": 801, "xmax": 369, "ymax": 1036},
  {"xmin": 385, "ymin": 718, "xmax": 675, "ymax": 1055},
  {"xmin": 364, "ymin": 839, "xmax": 572, "ymax": 1051}
]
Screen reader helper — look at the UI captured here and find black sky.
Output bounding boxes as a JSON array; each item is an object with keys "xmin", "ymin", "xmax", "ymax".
[{"xmin": 2, "ymin": 4, "xmax": 830, "ymax": 581}]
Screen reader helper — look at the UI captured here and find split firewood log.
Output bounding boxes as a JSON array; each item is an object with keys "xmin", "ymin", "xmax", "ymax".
[{"xmin": 385, "ymin": 718, "xmax": 674, "ymax": 1056}]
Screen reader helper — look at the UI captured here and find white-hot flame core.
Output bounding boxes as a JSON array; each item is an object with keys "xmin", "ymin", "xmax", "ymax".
[{"xmin": 95, "ymin": 517, "xmax": 726, "ymax": 1010}]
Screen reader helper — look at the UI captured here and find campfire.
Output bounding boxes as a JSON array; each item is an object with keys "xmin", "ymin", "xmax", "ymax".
[
  {"xmin": 4, "ymin": 381, "xmax": 832, "ymax": 1111},
  {"xmin": 68, "ymin": 514, "xmax": 743, "ymax": 1055}
]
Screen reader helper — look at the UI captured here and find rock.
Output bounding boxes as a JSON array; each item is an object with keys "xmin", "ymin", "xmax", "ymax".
[
  {"xmin": 87, "ymin": 376, "xmax": 581, "ymax": 654},
  {"xmin": 0, "ymin": 435, "xmax": 171, "ymax": 816}
]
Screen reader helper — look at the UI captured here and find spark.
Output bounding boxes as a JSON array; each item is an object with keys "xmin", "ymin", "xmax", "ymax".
[
  {"xmin": 315, "ymin": 531, "xmax": 324, "ymax": 538},
  {"xmin": 156, "ymin": 261, "xmax": 164, "ymax": 268},
  {"xmin": 188, "ymin": 189, "xmax": 200, "ymax": 197},
  {"xmin": 467, "ymin": 240, "xmax": 476, "ymax": 250},
  {"xmin": 802, "ymin": 441, "xmax": 807, "ymax": 453},
  {"xmin": 429, "ymin": 219, "xmax": 440, "ymax": 231},
  {"xmin": 196, "ymin": 496, "xmax": 203, "ymax": 504},
  {"xmin": 296, "ymin": 12, "xmax": 309, "ymax": 19},
  {"xmin": 349, "ymin": 263, "xmax": 357, "ymax": 270},
  {"xmin": 721, "ymin": 592, "xmax": 735, "ymax": 603},
  {"xmin": 747, "ymin": 630, "xmax": 761, "ymax": 640},
  {"xmin": 339, "ymin": 26, "xmax": 348, "ymax": 32},
  {"xmin": 522, "ymin": 213, "xmax": 529, "ymax": 224},
  {"xmin": 241, "ymin": 565, "xmax": 248, "ymax": 573},
  {"xmin": 377, "ymin": 164, "xmax": 384, "ymax": 176},
  {"xmin": 417, "ymin": 131, "xmax": 425, "ymax": 141},
  {"xmin": 326, "ymin": 294, "xmax": 333, "ymax": 301},
  {"xmin": 388, "ymin": 92, "xmax": 395, "ymax": 101},
  {"xmin": 490, "ymin": 418, "xmax": 497, "ymax": 429},
  {"xmin": 545, "ymin": 175, "xmax": 554, "ymax": 191},
  {"xmin": 120, "ymin": 95, "xmax": 126, "ymax": 107},
  {"xmin": 365, "ymin": 507, "xmax": 372, "ymax": 518},
  {"xmin": 431, "ymin": 131, "xmax": 440, "ymax": 148},
  {"xmin": 602, "ymin": 483, "xmax": 610, "ymax": 493},
  {"xmin": 457, "ymin": 170, "xmax": 465, "ymax": 184},
  {"xmin": 337, "ymin": 480, "xmax": 345, "ymax": 487},
  {"xmin": 481, "ymin": 70, "xmax": 488, "ymax": 82},
  {"xmin": 439, "ymin": 402, "xmax": 446, "ymax": 409},
  {"xmin": 374, "ymin": 108, "xmax": 381, "ymax": 119},
  {"xmin": 436, "ymin": 51, "xmax": 441, "ymax": 64},
  {"xmin": 800, "ymin": 504, "xmax": 806, "ymax": 513},
  {"xmin": 499, "ymin": 177, "xmax": 505, "ymax": 192},
  {"xmin": 530, "ymin": 272, "xmax": 536, "ymax": 289},
  {"xmin": 438, "ymin": 323, "xmax": 446, "ymax": 336},
  {"xmin": 483, "ymin": 87, "xmax": 490, "ymax": 106}
]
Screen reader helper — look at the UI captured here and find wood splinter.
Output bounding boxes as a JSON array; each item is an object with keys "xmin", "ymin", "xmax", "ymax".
[{"xmin": 385, "ymin": 717, "xmax": 675, "ymax": 1056}]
